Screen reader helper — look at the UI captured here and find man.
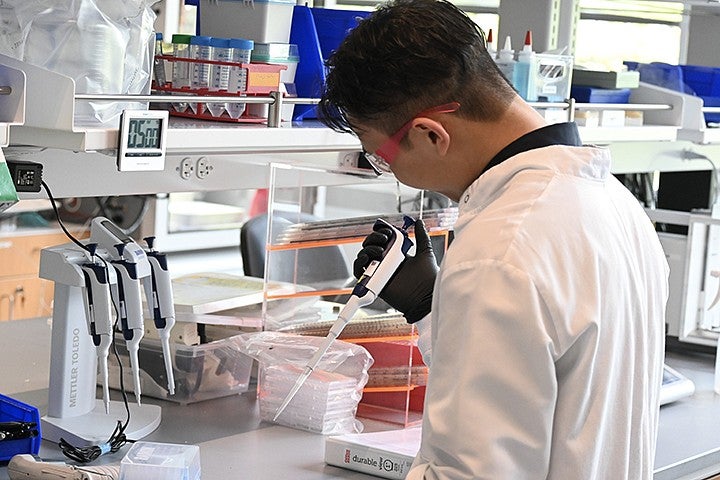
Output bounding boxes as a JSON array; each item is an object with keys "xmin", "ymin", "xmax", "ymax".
[{"xmin": 317, "ymin": 0, "xmax": 669, "ymax": 478}]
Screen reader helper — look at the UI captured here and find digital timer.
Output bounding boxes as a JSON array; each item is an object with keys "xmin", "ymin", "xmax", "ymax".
[{"xmin": 117, "ymin": 110, "xmax": 169, "ymax": 171}]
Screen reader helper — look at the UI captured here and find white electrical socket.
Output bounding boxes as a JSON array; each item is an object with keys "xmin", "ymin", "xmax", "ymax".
[
  {"xmin": 179, "ymin": 158, "xmax": 194, "ymax": 179},
  {"xmin": 196, "ymin": 157, "xmax": 212, "ymax": 179}
]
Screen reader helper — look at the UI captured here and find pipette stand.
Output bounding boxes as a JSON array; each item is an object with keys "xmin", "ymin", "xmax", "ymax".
[{"xmin": 40, "ymin": 245, "xmax": 161, "ymax": 446}]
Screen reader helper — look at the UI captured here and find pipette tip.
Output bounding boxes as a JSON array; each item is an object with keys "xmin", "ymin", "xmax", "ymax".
[{"xmin": 273, "ymin": 366, "xmax": 312, "ymax": 421}]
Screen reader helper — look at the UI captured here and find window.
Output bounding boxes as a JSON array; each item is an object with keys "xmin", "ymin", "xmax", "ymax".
[{"xmin": 575, "ymin": 1, "xmax": 684, "ymax": 71}]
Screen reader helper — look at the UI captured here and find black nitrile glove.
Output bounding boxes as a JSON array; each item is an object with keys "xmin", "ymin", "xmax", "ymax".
[{"xmin": 353, "ymin": 218, "xmax": 438, "ymax": 323}]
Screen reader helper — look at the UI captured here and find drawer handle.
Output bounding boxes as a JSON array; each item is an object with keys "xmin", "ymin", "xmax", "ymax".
[{"xmin": 0, "ymin": 286, "xmax": 24, "ymax": 321}]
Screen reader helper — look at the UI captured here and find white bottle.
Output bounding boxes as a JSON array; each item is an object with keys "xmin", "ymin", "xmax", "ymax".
[
  {"xmin": 515, "ymin": 30, "xmax": 538, "ymax": 101},
  {"xmin": 495, "ymin": 36, "xmax": 516, "ymax": 87}
]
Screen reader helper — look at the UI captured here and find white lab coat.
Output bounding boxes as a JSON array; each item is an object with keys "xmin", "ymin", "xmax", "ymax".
[{"xmin": 407, "ymin": 145, "xmax": 669, "ymax": 480}]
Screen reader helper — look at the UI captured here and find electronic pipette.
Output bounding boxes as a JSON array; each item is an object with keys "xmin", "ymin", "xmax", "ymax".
[{"xmin": 273, "ymin": 216, "xmax": 415, "ymax": 421}]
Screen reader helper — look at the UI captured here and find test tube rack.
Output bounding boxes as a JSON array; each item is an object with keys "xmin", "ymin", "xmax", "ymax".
[{"xmin": 152, "ymin": 56, "xmax": 287, "ymax": 124}]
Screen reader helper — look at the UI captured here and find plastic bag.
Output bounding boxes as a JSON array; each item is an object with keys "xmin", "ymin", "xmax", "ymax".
[
  {"xmin": 238, "ymin": 331, "xmax": 374, "ymax": 435},
  {"xmin": 0, "ymin": 0, "xmax": 160, "ymax": 126}
]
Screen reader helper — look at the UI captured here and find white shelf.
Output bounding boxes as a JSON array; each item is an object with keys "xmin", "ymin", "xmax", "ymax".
[
  {"xmin": 678, "ymin": 127, "xmax": 720, "ymax": 145},
  {"xmin": 0, "ymin": 56, "xmax": 26, "ymax": 148},
  {"xmin": 0, "ymin": 122, "xmax": 9, "ymax": 147},
  {"xmin": 163, "ymin": 119, "xmax": 360, "ymax": 154},
  {"xmin": 579, "ymin": 125, "xmax": 680, "ymax": 144},
  {"xmin": 0, "ymin": 53, "xmax": 360, "ymax": 154},
  {"xmin": 10, "ymin": 118, "xmax": 361, "ymax": 154}
]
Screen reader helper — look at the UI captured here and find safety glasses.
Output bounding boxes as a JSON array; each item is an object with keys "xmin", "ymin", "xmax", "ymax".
[{"xmin": 363, "ymin": 102, "xmax": 461, "ymax": 174}]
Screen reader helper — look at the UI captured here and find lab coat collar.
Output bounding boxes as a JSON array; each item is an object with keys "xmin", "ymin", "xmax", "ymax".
[
  {"xmin": 481, "ymin": 122, "xmax": 583, "ymax": 175},
  {"xmin": 458, "ymin": 145, "xmax": 612, "ymax": 216}
]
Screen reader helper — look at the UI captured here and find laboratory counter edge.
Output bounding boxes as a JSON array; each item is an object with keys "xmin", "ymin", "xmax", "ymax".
[{"xmin": 2, "ymin": 318, "xmax": 720, "ymax": 480}]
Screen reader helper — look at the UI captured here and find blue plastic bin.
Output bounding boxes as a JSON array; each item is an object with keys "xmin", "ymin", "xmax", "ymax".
[
  {"xmin": 681, "ymin": 65, "xmax": 720, "ymax": 98},
  {"xmin": 309, "ymin": 8, "xmax": 370, "ymax": 59},
  {"xmin": 289, "ymin": 6, "xmax": 370, "ymax": 121},
  {"xmin": 681, "ymin": 65, "xmax": 720, "ymax": 123},
  {"xmin": 624, "ymin": 61, "xmax": 720, "ymax": 123},
  {"xmin": 571, "ymin": 86, "xmax": 631, "ymax": 104},
  {"xmin": 0, "ymin": 393, "xmax": 41, "ymax": 461}
]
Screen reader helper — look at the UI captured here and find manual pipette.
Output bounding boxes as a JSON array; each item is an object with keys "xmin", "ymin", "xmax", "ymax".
[
  {"xmin": 90, "ymin": 217, "xmax": 153, "ymax": 406},
  {"xmin": 142, "ymin": 236, "xmax": 177, "ymax": 395},
  {"xmin": 79, "ymin": 246, "xmax": 116, "ymax": 415},
  {"xmin": 111, "ymin": 243, "xmax": 146, "ymax": 405},
  {"xmin": 273, "ymin": 217, "xmax": 415, "ymax": 421}
]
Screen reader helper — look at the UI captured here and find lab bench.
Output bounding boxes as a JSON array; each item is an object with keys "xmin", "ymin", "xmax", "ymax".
[{"xmin": 2, "ymin": 317, "xmax": 720, "ymax": 480}]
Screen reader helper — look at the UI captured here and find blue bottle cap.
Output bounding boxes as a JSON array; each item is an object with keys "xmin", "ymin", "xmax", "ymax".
[
  {"xmin": 210, "ymin": 37, "xmax": 230, "ymax": 48},
  {"xmin": 190, "ymin": 35, "xmax": 213, "ymax": 46},
  {"xmin": 229, "ymin": 38, "xmax": 255, "ymax": 51},
  {"xmin": 155, "ymin": 32, "xmax": 163, "ymax": 41}
]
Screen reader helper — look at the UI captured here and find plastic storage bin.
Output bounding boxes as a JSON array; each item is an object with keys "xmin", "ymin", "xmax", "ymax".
[
  {"xmin": 248, "ymin": 43, "xmax": 300, "ymax": 121},
  {"xmin": 0, "ymin": 393, "xmax": 41, "ymax": 461},
  {"xmin": 534, "ymin": 54, "xmax": 574, "ymax": 102},
  {"xmin": 289, "ymin": 6, "xmax": 370, "ymax": 120},
  {"xmin": 624, "ymin": 61, "xmax": 720, "ymax": 123},
  {"xmin": 681, "ymin": 64, "xmax": 720, "ymax": 98},
  {"xmin": 571, "ymin": 86, "xmax": 632, "ymax": 104},
  {"xmin": 107, "ymin": 334, "xmax": 254, "ymax": 404},
  {"xmin": 308, "ymin": 7, "xmax": 371, "ymax": 59},
  {"xmin": 252, "ymin": 43, "xmax": 300, "ymax": 84},
  {"xmin": 199, "ymin": 0, "xmax": 296, "ymax": 43},
  {"xmin": 681, "ymin": 64, "xmax": 720, "ymax": 123},
  {"xmin": 120, "ymin": 441, "xmax": 201, "ymax": 480}
]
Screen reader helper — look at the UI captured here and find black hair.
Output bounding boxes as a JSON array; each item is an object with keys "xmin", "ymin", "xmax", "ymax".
[{"xmin": 318, "ymin": 0, "xmax": 517, "ymax": 135}]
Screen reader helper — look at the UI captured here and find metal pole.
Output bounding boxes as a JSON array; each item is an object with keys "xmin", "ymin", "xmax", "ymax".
[{"xmin": 267, "ymin": 91, "xmax": 284, "ymax": 128}]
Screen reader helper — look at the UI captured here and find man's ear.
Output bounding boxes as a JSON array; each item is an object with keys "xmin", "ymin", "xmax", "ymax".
[{"xmin": 409, "ymin": 118, "xmax": 450, "ymax": 156}]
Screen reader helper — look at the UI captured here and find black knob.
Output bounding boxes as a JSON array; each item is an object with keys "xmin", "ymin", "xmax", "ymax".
[
  {"xmin": 144, "ymin": 236, "xmax": 156, "ymax": 250},
  {"xmin": 86, "ymin": 243, "xmax": 98, "ymax": 257}
]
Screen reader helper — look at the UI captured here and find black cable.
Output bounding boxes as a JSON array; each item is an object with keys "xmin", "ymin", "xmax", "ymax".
[
  {"xmin": 93, "ymin": 195, "xmax": 150, "ymax": 236},
  {"xmin": 41, "ymin": 180, "xmax": 135, "ymax": 463},
  {"xmin": 43, "ymin": 181, "xmax": 91, "ymax": 254}
]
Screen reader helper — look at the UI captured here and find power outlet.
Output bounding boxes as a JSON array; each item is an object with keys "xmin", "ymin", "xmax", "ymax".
[
  {"xmin": 179, "ymin": 158, "xmax": 194, "ymax": 179},
  {"xmin": 196, "ymin": 157, "xmax": 212, "ymax": 179}
]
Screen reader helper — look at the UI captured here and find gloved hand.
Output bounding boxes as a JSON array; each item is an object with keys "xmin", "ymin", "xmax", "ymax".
[{"xmin": 353, "ymin": 218, "xmax": 438, "ymax": 323}]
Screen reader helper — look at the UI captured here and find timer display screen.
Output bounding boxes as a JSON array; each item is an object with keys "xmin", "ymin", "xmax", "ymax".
[{"xmin": 126, "ymin": 118, "xmax": 162, "ymax": 149}]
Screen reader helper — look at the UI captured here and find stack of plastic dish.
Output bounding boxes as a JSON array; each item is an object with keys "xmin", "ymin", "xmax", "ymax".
[
  {"xmin": 237, "ymin": 331, "xmax": 373, "ymax": 435},
  {"xmin": 259, "ymin": 364, "xmax": 363, "ymax": 434}
]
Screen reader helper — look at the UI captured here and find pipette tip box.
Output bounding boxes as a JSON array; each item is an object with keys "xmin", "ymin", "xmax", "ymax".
[{"xmin": 120, "ymin": 441, "xmax": 201, "ymax": 480}]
